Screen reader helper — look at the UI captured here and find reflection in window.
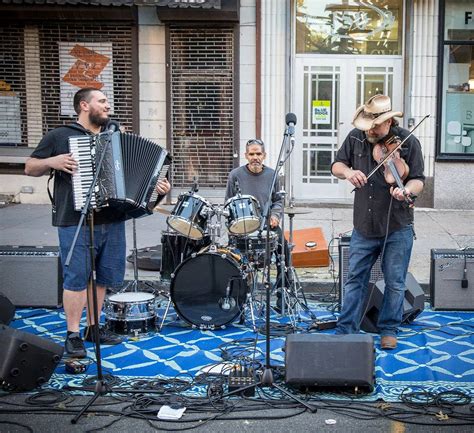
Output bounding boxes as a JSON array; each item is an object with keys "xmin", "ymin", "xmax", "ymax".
[
  {"xmin": 296, "ymin": 0, "xmax": 403, "ymax": 55},
  {"xmin": 441, "ymin": 45, "xmax": 474, "ymax": 154}
]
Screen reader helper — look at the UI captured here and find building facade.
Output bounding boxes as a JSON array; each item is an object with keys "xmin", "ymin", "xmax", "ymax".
[{"xmin": 0, "ymin": 0, "xmax": 473, "ymax": 209}]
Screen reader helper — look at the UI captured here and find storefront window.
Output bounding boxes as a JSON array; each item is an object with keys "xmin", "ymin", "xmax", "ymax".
[
  {"xmin": 439, "ymin": 0, "xmax": 474, "ymax": 158},
  {"xmin": 295, "ymin": 0, "xmax": 403, "ymax": 55}
]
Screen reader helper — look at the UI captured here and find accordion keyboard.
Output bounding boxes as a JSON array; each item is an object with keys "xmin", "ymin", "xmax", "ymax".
[{"xmin": 69, "ymin": 135, "xmax": 98, "ymax": 211}]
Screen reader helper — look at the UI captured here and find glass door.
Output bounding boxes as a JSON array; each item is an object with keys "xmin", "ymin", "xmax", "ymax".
[{"xmin": 293, "ymin": 56, "xmax": 403, "ymax": 201}]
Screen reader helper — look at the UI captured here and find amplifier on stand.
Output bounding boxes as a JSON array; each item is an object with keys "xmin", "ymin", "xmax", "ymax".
[
  {"xmin": 338, "ymin": 235, "xmax": 383, "ymax": 308},
  {"xmin": 430, "ymin": 249, "xmax": 474, "ymax": 310},
  {"xmin": 0, "ymin": 246, "xmax": 63, "ymax": 308}
]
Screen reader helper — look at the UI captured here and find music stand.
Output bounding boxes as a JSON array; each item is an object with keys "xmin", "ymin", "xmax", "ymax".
[
  {"xmin": 64, "ymin": 129, "xmax": 116, "ymax": 424},
  {"xmin": 221, "ymin": 116, "xmax": 316, "ymax": 412}
]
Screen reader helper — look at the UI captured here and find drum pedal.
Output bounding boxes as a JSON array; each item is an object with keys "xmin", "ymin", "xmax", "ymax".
[{"xmin": 228, "ymin": 365, "xmax": 256, "ymax": 397}]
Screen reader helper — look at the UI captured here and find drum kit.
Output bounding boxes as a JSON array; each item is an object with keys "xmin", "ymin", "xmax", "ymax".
[{"xmin": 104, "ymin": 189, "xmax": 312, "ymax": 335}]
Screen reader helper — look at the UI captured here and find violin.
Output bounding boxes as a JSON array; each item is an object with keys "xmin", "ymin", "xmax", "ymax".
[{"xmin": 372, "ymin": 133, "xmax": 416, "ymax": 205}]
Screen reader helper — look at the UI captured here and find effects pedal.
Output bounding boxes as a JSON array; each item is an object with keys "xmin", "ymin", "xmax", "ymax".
[
  {"xmin": 228, "ymin": 365, "xmax": 255, "ymax": 397},
  {"xmin": 310, "ymin": 319, "xmax": 337, "ymax": 331}
]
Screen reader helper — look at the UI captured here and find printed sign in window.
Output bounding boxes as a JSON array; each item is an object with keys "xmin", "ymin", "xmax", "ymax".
[
  {"xmin": 312, "ymin": 100, "xmax": 331, "ymax": 125},
  {"xmin": 0, "ymin": 84, "xmax": 21, "ymax": 145}
]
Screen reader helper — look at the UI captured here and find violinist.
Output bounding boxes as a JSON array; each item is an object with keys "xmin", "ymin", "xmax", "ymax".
[{"xmin": 331, "ymin": 95, "xmax": 425, "ymax": 350}]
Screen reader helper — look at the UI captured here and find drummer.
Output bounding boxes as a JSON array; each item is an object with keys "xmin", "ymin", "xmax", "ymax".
[{"xmin": 225, "ymin": 138, "xmax": 290, "ymax": 310}]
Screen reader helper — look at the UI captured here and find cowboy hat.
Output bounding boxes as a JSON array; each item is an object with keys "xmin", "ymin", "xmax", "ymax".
[{"xmin": 352, "ymin": 95, "xmax": 403, "ymax": 131}]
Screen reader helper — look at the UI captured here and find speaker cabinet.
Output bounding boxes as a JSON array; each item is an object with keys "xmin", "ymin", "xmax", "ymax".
[
  {"xmin": 0, "ymin": 293, "xmax": 15, "ymax": 325},
  {"xmin": 0, "ymin": 246, "xmax": 63, "ymax": 308},
  {"xmin": 285, "ymin": 334, "xmax": 375, "ymax": 393},
  {"xmin": 361, "ymin": 272, "xmax": 425, "ymax": 333},
  {"xmin": 338, "ymin": 235, "xmax": 383, "ymax": 308},
  {"xmin": 430, "ymin": 249, "xmax": 474, "ymax": 310},
  {"xmin": 0, "ymin": 324, "xmax": 63, "ymax": 391}
]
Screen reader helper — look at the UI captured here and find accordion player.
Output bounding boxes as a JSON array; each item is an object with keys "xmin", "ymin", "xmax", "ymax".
[{"xmin": 69, "ymin": 130, "xmax": 171, "ymax": 219}]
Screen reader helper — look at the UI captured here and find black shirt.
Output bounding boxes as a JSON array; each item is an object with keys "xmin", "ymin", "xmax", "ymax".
[
  {"xmin": 332, "ymin": 126, "xmax": 425, "ymax": 238},
  {"xmin": 31, "ymin": 123, "xmax": 127, "ymax": 227}
]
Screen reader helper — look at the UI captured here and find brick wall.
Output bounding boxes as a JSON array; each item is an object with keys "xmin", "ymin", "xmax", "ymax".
[
  {"xmin": 169, "ymin": 26, "xmax": 235, "ymax": 188},
  {"xmin": 0, "ymin": 22, "xmax": 133, "ymax": 147}
]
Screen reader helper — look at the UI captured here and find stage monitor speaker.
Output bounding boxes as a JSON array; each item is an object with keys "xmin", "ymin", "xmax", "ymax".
[
  {"xmin": 0, "ymin": 293, "xmax": 15, "ymax": 325},
  {"xmin": 430, "ymin": 249, "xmax": 474, "ymax": 310},
  {"xmin": 339, "ymin": 235, "xmax": 383, "ymax": 308},
  {"xmin": 0, "ymin": 246, "xmax": 63, "ymax": 308},
  {"xmin": 361, "ymin": 272, "xmax": 425, "ymax": 333},
  {"xmin": 0, "ymin": 324, "xmax": 63, "ymax": 391},
  {"xmin": 285, "ymin": 334, "xmax": 375, "ymax": 393}
]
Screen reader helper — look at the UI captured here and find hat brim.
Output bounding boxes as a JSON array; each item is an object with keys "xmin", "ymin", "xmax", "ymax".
[{"xmin": 352, "ymin": 110, "xmax": 403, "ymax": 131}]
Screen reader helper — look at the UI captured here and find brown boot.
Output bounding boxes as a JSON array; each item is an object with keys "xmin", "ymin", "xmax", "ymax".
[{"xmin": 381, "ymin": 336, "xmax": 397, "ymax": 350}]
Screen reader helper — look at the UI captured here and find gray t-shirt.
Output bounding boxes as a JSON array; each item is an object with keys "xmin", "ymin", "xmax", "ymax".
[{"xmin": 225, "ymin": 165, "xmax": 283, "ymax": 220}]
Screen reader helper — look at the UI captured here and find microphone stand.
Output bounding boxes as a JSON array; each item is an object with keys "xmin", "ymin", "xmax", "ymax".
[
  {"xmin": 220, "ymin": 124, "xmax": 315, "ymax": 412},
  {"xmin": 64, "ymin": 130, "xmax": 116, "ymax": 425}
]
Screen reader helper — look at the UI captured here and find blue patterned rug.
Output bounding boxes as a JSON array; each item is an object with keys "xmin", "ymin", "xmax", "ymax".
[{"xmin": 9, "ymin": 303, "xmax": 474, "ymax": 402}]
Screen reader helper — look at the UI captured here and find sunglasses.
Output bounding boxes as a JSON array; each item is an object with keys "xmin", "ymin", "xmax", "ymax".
[{"xmin": 246, "ymin": 139, "xmax": 264, "ymax": 146}]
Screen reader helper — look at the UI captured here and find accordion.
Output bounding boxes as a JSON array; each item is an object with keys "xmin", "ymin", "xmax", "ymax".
[{"xmin": 69, "ymin": 131, "xmax": 171, "ymax": 219}]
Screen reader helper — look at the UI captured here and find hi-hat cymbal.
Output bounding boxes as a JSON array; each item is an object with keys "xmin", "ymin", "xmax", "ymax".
[
  {"xmin": 283, "ymin": 207, "xmax": 313, "ymax": 215},
  {"xmin": 153, "ymin": 205, "xmax": 172, "ymax": 215}
]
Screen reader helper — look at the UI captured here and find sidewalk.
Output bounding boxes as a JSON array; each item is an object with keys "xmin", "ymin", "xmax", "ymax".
[{"xmin": 1, "ymin": 203, "xmax": 473, "ymax": 291}]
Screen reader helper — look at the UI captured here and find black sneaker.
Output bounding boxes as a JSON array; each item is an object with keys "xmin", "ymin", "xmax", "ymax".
[
  {"xmin": 65, "ymin": 332, "xmax": 86, "ymax": 358},
  {"xmin": 84, "ymin": 325, "xmax": 122, "ymax": 345}
]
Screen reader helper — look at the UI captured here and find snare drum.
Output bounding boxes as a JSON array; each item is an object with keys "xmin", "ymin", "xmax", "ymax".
[
  {"xmin": 167, "ymin": 193, "xmax": 212, "ymax": 240},
  {"xmin": 160, "ymin": 230, "xmax": 211, "ymax": 282},
  {"xmin": 230, "ymin": 230, "xmax": 279, "ymax": 267},
  {"xmin": 105, "ymin": 292, "xmax": 156, "ymax": 335},
  {"xmin": 230, "ymin": 230, "xmax": 278, "ymax": 252},
  {"xmin": 224, "ymin": 195, "xmax": 261, "ymax": 235},
  {"xmin": 170, "ymin": 250, "xmax": 249, "ymax": 329}
]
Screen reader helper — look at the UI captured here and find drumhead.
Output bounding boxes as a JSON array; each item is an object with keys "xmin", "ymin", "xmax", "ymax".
[
  {"xmin": 224, "ymin": 194, "xmax": 258, "ymax": 207},
  {"xmin": 167, "ymin": 216, "xmax": 203, "ymax": 240},
  {"xmin": 170, "ymin": 252, "xmax": 248, "ymax": 328},
  {"xmin": 108, "ymin": 292, "xmax": 155, "ymax": 303}
]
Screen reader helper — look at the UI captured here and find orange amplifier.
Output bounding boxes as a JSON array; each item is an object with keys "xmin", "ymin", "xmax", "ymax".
[{"xmin": 284, "ymin": 227, "xmax": 329, "ymax": 268}]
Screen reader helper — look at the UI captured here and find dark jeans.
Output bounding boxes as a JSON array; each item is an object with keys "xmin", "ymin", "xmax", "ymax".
[{"xmin": 336, "ymin": 226, "xmax": 414, "ymax": 337}]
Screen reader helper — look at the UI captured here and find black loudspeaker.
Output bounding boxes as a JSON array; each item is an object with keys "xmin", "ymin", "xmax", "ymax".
[
  {"xmin": 0, "ymin": 246, "xmax": 63, "ymax": 308},
  {"xmin": 0, "ymin": 293, "xmax": 15, "ymax": 325},
  {"xmin": 361, "ymin": 272, "xmax": 425, "ymax": 333},
  {"xmin": 430, "ymin": 249, "xmax": 474, "ymax": 310},
  {"xmin": 339, "ymin": 235, "xmax": 383, "ymax": 308},
  {"xmin": 285, "ymin": 334, "xmax": 375, "ymax": 393},
  {"xmin": 0, "ymin": 324, "xmax": 64, "ymax": 391}
]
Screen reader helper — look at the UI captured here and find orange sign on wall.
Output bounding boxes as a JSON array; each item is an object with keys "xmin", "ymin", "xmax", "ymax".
[{"xmin": 62, "ymin": 45, "xmax": 110, "ymax": 89}]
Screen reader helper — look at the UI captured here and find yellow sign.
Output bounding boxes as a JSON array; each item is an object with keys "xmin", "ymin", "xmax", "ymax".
[{"xmin": 312, "ymin": 100, "xmax": 331, "ymax": 124}]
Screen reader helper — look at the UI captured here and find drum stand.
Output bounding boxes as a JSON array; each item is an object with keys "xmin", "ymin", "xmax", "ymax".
[
  {"xmin": 277, "ymin": 205, "xmax": 316, "ymax": 326},
  {"xmin": 121, "ymin": 218, "xmax": 140, "ymax": 293}
]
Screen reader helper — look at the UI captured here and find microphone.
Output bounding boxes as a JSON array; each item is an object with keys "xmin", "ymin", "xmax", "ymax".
[
  {"xmin": 106, "ymin": 119, "xmax": 121, "ymax": 133},
  {"xmin": 234, "ymin": 178, "xmax": 241, "ymax": 195},
  {"xmin": 219, "ymin": 280, "xmax": 236, "ymax": 311},
  {"xmin": 191, "ymin": 177, "xmax": 199, "ymax": 193},
  {"xmin": 285, "ymin": 112, "xmax": 297, "ymax": 136}
]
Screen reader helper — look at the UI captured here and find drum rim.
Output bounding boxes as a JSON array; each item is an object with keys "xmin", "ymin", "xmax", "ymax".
[
  {"xmin": 178, "ymin": 191, "xmax": 213, "ymax": 207},
  {"xmin": 224, "ymin": 194, "xmax": 259, "ymax": 207},
  {"xmin": 107, "ymin": 292, "xmax": 155, "ymax": 302},
  {"xmin": 167, "ymin": 216, "xmax": 205, "ymax": 240}
]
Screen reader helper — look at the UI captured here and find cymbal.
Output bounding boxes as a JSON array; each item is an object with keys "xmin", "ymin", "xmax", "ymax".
[
  {"xmin": 283, "ymin": 207, "xmax": 313, "ymax": 215},
  {"xmin": 153, "ymin": 205, "xmax": 171, "ymax": 215}
]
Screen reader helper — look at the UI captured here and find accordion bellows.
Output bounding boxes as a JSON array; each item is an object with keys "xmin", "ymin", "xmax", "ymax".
[{"xmin": 69, "ymin": 131, "xmax": 171, "ymax": 219}]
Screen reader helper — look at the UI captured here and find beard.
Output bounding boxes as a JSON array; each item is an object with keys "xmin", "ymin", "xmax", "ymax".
[
  {"xmin": 88, "ymin": 109, "xmax": 109, "ymax": 128},
  {"xmin": 366, "ymin": 131, "xmax": 389, "ymax": 144}
]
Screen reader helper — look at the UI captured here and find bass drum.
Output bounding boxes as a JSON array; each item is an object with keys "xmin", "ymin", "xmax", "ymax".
[{"xmin": 170, "ymin": 251, "xmax": 248, "ymax": 329}]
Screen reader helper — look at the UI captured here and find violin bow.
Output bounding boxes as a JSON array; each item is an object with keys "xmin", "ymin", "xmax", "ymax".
[{"xmin": 364, "ymin": 114, "xmax": 430, "ymax": 182}]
